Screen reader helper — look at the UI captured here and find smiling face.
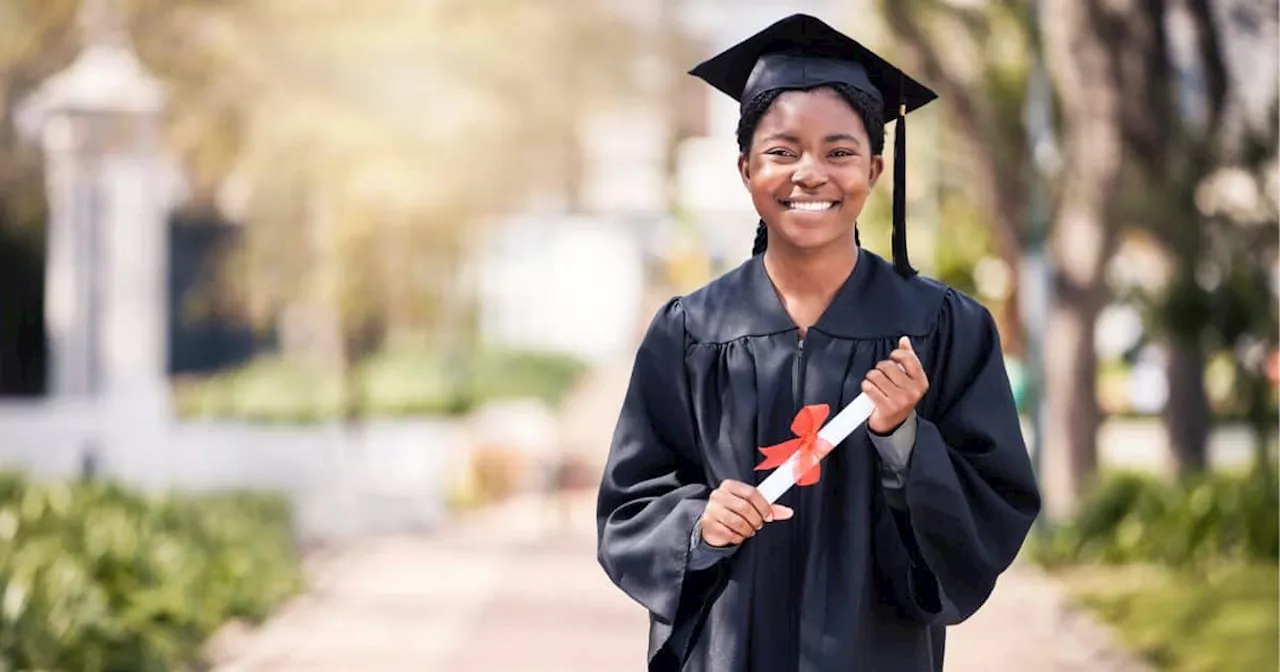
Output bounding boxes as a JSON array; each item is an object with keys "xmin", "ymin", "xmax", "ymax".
[{"xmin": 738, "ymin": 87, "xmax": 883, "ymax": 254}]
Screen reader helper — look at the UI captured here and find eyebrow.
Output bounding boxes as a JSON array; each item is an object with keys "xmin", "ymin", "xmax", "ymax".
[{"xmin": 761, "ymin": 132, "xmax": 864, "ymax": 146}]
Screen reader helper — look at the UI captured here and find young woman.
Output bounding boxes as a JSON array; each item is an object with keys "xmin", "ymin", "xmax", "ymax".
[{"xmin": 595, "ymin": 14, "xmax": 1041, "ymax": 672}]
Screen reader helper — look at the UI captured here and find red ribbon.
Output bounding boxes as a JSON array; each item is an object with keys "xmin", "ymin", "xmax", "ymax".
[{"xmin": 753, "ymin": 404, "xmax": 834, "ymax": 487}]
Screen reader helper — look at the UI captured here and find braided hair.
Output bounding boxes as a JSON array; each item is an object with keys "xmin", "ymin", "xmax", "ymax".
[{"xmin": 738, "ymin": 83, "xmax": 884, "ymax": 256}]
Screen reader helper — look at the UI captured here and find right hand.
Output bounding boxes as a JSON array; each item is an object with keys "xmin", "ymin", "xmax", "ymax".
[{"xmin": 699, "ymin": 479, "xmax": 795, "ymax": 547}]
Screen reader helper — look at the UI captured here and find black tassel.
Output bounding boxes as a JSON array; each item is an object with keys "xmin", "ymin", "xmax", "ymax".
[{"xmin": 892, "ymin": 103, "xmax": 916, "ymax": 278}]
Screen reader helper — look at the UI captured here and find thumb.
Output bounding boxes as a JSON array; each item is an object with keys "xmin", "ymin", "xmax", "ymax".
[
  {"xmin": 899, "ymin": 336, "xmax": 912, "ymax": 351},
  {"xmin": 770, "ymin": 504, "xmax": 794, "ymax": 521}
]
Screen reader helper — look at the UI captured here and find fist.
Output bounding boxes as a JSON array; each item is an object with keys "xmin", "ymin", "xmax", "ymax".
[
  {"xmin": 698, "ymin": 479, "xmax": 794, "ymax": 547},
  {"xmin": 862, "ymin": 336, "xmax": 929, "ymax": 435}
]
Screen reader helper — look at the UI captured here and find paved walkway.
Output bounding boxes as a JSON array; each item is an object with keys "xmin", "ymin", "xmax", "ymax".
[{"xmin": 209, "ymin": 491, "xmax": 1149, "ymax": 672}]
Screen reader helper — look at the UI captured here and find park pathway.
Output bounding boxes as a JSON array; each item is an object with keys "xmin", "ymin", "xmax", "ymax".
[
  {"xmin": 210, "ymin": 336, "xmax": 1151, "ymax": 670},
  {"xmin": 209, "ymin": 490, "xmax": 1150, "ymax": 672}
]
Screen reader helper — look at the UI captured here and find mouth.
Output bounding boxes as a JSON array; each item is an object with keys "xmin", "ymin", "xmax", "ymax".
[{"xmin": 780, "ymin": 199, "xmax": 840, "ymax": 212}]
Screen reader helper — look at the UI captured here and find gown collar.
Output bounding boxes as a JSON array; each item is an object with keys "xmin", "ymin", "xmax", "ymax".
[{"xmin": 745, "ymin": 247, "xmax": 884, "ymax": 339}]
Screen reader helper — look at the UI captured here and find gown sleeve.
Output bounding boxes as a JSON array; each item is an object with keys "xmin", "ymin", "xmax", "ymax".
[
  {"xmin": 595, "ymin": 298, "xmax": 723, "ymax": 662},
  {"xmin": 871, "ymin": 289, "xmax": 1042, "ymax": 625}
]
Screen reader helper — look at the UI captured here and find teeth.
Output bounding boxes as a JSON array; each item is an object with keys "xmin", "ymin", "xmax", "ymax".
[{"xmin": 788, "ymin": 201, "xmax": 835, "ymax": 211}]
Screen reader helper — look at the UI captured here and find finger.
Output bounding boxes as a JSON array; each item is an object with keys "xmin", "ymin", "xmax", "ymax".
[
  {"xmin": 723, "ymin": 495, "xmax": 766, "ymax": 530},
  {"xmin": 742, "ymin": 487, "xmax": 775, "ymax": 523},
  {"xmin": 722, "ymin": 481, "xmax": 774, "ymax": 525},
  {"xmin": 717, "ymin": 478, "xmax": 747, "ymax": 494},
  {"xmin": 861, "ymin": 378, "xmax": 890, "ymax": 407},
  {"xmin": 715, "ymin": 507, "xmax": 757, "ymax": 538},
  {"xmin": 889, "ymin": 348, "xmax": 926, "ymax": 381},
  {"xmin": 709, "ymin": 491, "xmax": 759, "ymax": 531},
  {"xmin": 703, "ymin": 520, "xmax": 746, "ymax": 547},
  {"xmin": 720, "ymin": 479, "xmax": 759, "ymax": 501},
  {"xmin": 900, "ymin": 336, "xmax": 913, "ymax": 352},
  {"xmin": 865, "ymin": 369, "xmax": 894, "ymax": 394},
  {"xmin": 770, "ymin": 504, "xmax": 794, "ymax": 521},
  {"xmin": 876, "ymin": 360, "xmax": 910, "ymax": 388}
]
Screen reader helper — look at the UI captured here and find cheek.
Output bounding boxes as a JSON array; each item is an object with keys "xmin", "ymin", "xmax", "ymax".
[
  {"xmin": 838, "ymin": 166, "xmax": 875, "ymax": 198},
  {"xmin": 745, "ymin": 162, "xmax": 790, "ymax": 198}
]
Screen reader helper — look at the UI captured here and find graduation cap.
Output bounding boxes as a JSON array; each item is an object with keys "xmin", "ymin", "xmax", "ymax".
[{"xmin": 689, "ymin": 13, "xmax": 937, "ymax": 277}]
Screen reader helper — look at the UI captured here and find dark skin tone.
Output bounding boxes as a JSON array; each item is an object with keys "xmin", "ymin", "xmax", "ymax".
[{"xmin": 699, "ymin": 88, "xmax": 930, "ymax": 548}]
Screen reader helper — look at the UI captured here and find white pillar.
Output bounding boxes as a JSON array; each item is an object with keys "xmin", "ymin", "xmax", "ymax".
[{"xmin": 16, "ymin": 41, "xmax": 169, "ymax": 410}]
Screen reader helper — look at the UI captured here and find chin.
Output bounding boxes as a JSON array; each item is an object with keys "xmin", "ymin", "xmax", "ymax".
[
  {"xmin": 770, "ymin": 218, "xmax": 851, "ymax": 252},
  {"xmin": 772, "ymin": 229, "xmax": 847, "ymax": 253}
]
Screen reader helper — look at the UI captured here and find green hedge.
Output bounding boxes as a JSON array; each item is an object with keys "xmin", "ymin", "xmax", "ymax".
[
  {"xmin": 1032, "ymin": 471, "xmax": 1279, "ymax": 671},
  {"xmin": 175, "ymin": 348, "xmax": 589, "ymax": 424},
  {"xmin": 1070, "ymin": 563, "xmax": 1278, "ymax": 672},
  {"xmin": 0, "ymin": 472, "xmax": 304, "ymax": 671},
  {"xmin": 1029, "ymin": 470, "xmax": 1278, "ymax": 570}
]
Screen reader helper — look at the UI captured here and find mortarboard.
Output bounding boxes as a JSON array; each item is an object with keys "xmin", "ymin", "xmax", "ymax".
[{"xmin": 689, "ymin": 13, "xmax": 937, "ymax": 277}]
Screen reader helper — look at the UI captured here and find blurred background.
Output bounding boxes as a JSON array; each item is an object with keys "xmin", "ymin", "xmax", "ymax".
[{"xmin": 0, "ymin": 0, "xmax": 1275, "ymax": 670}]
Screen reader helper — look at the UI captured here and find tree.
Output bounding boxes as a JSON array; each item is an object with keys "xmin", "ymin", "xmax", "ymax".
[
  {"xmin": 1105, "ymin": 0, "xmax": 1226, "ymax": 475},
  {"xmin": 1037, "ymin": 0, "xmax": 1148, "ymax": 518},
  {"xmin": 1, "ymin": 0, "xmax": 647, "ymax": 416},
  {"xmin": 1121, "ymin": 0, "xmax": 1277, "ymax": 475},
  {"xmin": 877, "ymin": 0, "xmax": 1035, "ymax": 358}
]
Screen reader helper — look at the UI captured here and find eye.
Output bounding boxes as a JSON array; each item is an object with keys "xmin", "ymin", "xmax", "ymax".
[
  {"xmin": 830, "ymin": 148, "xmax": 858, "ymax": 158},
  {"xmin": 765, "ymin": 148, "xmax": 796, "ymax": 158}
]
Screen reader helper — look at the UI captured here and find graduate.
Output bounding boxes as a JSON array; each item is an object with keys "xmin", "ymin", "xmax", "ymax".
[{"xmin": 595, "ymin": 13, "xmax": 1041, "ymax": 672}]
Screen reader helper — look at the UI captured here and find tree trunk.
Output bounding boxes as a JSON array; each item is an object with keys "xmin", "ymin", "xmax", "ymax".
[
  {"xmin": 1130, "ymin": 0, "xmax": 1225, "ymax": 480},
  {"xmin": 1042, "ymin": 286, "xmax": 1104, "ymax": 517},
  {"xmin": 1164, "ymin": 340, "xmax": 1210, "ymax": 473},
  {"xmin": 1038, "ymin": 0, "xmax": 1127, "ymax": 519},
  {"xmin": 1246, "ymin": 369, "xmax": 1274, "ymax": 478}
]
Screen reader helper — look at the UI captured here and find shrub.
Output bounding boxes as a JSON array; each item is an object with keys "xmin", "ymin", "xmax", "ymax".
[
  {"xmin": 1029, "ymin": 469, "xmax": 1279, "ymax": 569},
  {"xmin": 462, "ymin": 349, "xmax": 589, "ymax": 410},
  {"xmin": 174, "ymin": 347, "xmax": 589, "ymax": 423},
  {"xmin": 0, "ymin": 472, "xmax": 303, "ymax": 671},
  {"xmin": 1067, "ymin": 563, "xmax": 1278, "ymax": 672}
]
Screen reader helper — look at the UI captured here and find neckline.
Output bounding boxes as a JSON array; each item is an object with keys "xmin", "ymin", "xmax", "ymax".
[{"xmin": 752, "ymin": 247, "xmax": 869, "ymax": 337}]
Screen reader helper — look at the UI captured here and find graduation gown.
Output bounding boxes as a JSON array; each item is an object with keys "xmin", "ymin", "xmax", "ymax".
[{"xmin": 595, "ymin": 250, "xmax": 1041, "ymax": 672}]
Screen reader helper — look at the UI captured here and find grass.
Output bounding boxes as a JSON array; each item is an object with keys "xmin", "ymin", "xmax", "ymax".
[{"xmin": 1058, "ymin": 563, "xmax": 1278, "ymax": 672}]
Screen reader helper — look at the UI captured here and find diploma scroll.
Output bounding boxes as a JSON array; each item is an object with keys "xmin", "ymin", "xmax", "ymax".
[{"xmin": 756, "ymin": 393, "xmax": 876, "ymax": 504}]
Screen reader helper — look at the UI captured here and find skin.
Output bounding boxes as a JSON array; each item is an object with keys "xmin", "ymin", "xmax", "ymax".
[{"xmin": 699, "ymin": 88, "xmax": 930, "ymax": 548}]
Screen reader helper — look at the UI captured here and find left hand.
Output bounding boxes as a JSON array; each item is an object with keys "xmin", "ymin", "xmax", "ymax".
[{"xmin": 862, "ymin": 336, "xmax": 929, "ymax": 435}]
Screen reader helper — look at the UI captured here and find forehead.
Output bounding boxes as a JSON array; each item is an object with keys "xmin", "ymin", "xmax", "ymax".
[{"xmin": 757, "ymin": 88, "xmax": 865, "ymax": 129}]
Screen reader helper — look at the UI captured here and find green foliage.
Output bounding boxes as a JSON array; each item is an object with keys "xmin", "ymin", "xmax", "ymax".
[
  {"xmin": 175, "ymin": 348, "xmax": 589, "ymax": 423},
  {"xmin": 174, "ymin": 358, "xmax": 346, "ymax": 424},
  {"xmin": 1029, "ymin": 470, "xmax": 1279, "ymax": 570},
  {"xmin": 1069, "ymin": 564, "xmax": 1278, "ymax": 672},
  {"xmin": 0, "ymin": 472, "xmax": 303, "ymax": 671},
  {"xmin": 932, "ymin": 189, "xmax": 990, "ymax": 298},
  {"xmin": 461, "ymin": 349, "xmax": 590, "ymax": 410}
]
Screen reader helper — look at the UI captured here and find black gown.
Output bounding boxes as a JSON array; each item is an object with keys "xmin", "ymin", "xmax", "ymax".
[{"xmin": 595, "ymin": 249, "xmax": 1041, "ymax": 672}]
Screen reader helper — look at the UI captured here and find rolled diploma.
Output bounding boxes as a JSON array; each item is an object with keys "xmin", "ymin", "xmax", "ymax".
[{"xmin": 756, "ymin": 393, "xmax": 877, "ymax": 504}]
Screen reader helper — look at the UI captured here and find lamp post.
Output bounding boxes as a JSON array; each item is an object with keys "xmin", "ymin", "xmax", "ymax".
[{"xmin": 16, "ymin": 0, "xmax": 174, "ymax": 478}]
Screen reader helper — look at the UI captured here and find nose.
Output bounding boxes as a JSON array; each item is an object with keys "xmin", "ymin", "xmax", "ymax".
[{"xmin": 791, "ymin": 154, "xmax": 828, "ymax": 189}]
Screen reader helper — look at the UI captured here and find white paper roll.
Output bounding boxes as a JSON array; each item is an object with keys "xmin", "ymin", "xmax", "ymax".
[{"xmin": 756, "ymin": 393, "xmax": 877, "ymax": 503}]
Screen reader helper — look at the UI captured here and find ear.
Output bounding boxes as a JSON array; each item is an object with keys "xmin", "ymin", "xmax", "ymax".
[
  {"xmin": 869, "ymin": 155, "xmax": 885, "ymax": 188},
  {"xmin": 738, "ymin": 153, "xmax": 751, "ymax": 187}
]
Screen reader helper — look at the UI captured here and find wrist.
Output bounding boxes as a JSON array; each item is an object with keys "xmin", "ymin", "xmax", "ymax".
[
  {"xmin": 870, "ymin": 408, "xmax": 917, "ymax": 436},
  {"xmin": 869, "ymin": 417, "xmax": 905, "ymax": 436}
]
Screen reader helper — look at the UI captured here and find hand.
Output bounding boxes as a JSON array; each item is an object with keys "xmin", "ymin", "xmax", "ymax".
[
  {"xmin": 698, "ymin": 479, "xmax": 794, "ymax": 547},
  {"xmin": 862, "ymin": 336, "xmax": 929, "ymax": 435}
]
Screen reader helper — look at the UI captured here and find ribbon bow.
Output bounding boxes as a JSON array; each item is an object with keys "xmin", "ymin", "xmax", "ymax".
[{"xmin": 754, "ymin": 404, "xmax": 834, "ymax": 487}]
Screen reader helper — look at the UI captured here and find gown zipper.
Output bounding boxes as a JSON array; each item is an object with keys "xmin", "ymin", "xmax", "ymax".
[{"xmin": 793, "ymin": 334, "xmax": 807, "ymax": 412}]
